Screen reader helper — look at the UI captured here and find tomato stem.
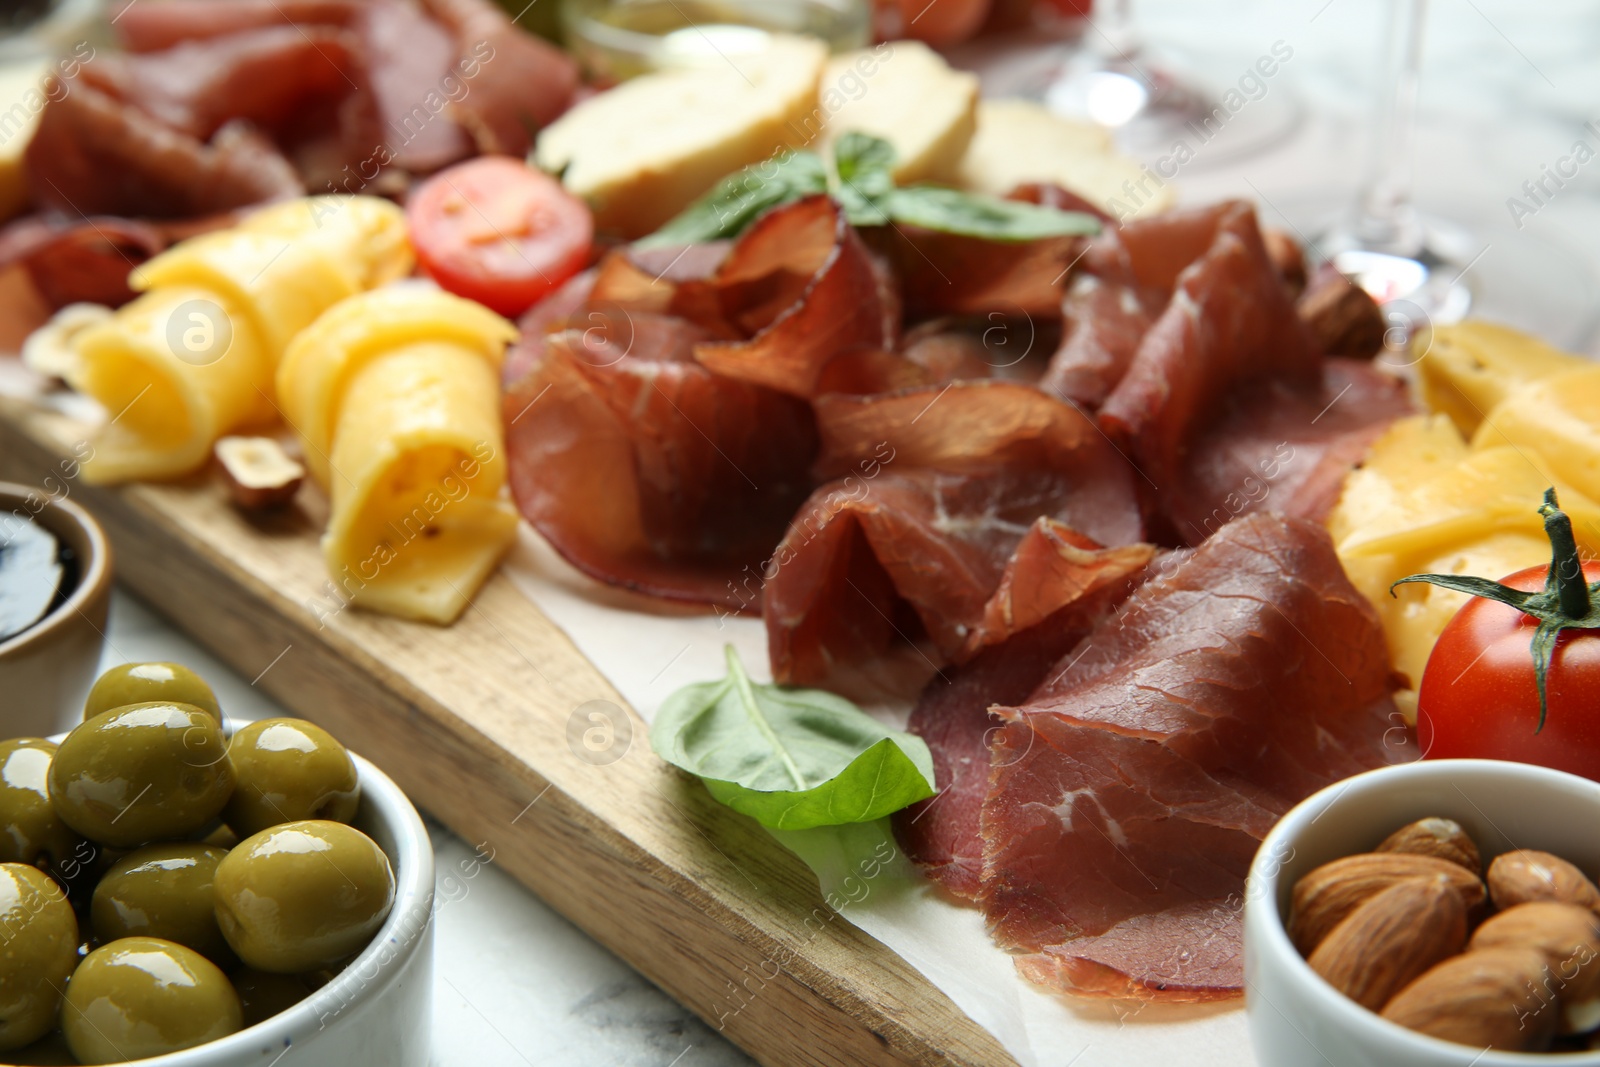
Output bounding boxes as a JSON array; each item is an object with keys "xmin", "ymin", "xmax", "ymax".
[{"xmin": 1541, "ymin": 488, "xmax": 1591, "ymax": 618}]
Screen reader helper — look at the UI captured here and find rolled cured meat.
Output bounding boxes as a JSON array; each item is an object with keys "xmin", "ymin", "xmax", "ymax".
[
  {"xmin": 68, "ymin": 196, "xmax": 412, "ymax": 483},
  {"xmin": 277, "ymin": 285, "xmax": 518, "ymax": 625}
]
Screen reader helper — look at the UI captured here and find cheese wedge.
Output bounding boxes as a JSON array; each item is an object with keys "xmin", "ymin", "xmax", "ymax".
[
  {"xmin": 817, "ymin": 41, "xmax": 978, "ymax": 184},
  {"xmin": 68, "ymin": 196, "xmax": 412, "ymax": 484},
  {"xmin": 278, "ymin": 286, "xmax": 519, "ymax": 625},
  {"xmin": 1417, "ymin": 320, "xmax": 1586, "ymax": 437},
  {"xmin": 535, "ymin": 34, "xmax": 826, "ymax": 238},
  {"xmin": 957, "ymin": 98, "xmax": 1173, "ymax": 218}
]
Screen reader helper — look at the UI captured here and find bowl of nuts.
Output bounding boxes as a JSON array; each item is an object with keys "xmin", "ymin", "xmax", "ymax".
[{"xmin": 1246, "ymin": 758, "xmax": 1600, "ymax": 1066}]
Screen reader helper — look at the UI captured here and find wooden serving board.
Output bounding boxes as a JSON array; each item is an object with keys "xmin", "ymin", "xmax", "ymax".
[{"xmin": 0, "ymin": 395, "xmax": 1016, "ymax": 1067}]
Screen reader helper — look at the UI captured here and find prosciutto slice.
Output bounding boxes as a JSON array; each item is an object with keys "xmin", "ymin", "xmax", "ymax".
[
  {"xmin": 764, "ymin": 382, "xmax": 1144, "ymax": 688},
  {"xmin": 978, "ymin": 513, "xmax": 1401, "ymax": 1000}
]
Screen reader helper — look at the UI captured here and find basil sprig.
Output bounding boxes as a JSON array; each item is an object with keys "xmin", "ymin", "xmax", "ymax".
[
  {"xmin": 639, "ymin": 133, "xmax": 1101, "ymax": 247},
  {"xmin": 650, "ymin": 646, "xmax": 936, "ymax": 830}
]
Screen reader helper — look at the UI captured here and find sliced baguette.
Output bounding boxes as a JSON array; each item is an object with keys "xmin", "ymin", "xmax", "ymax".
[
  {"xmin": 536, "ymin": 35, "xmax": 826, "ymax": 238},
  {"xmin": 957, "ymin": 98, "xmax": 1174, "ymax": 219},
  {"xmin": 816, "ymin": 40, "xmax": 979, "ymax": 184}
]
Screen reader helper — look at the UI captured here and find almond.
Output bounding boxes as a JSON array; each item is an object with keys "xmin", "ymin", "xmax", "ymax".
[
  {"xmin": 1289, "ymin": 852, "xmax": 1486, "ymax": 955},
  {"xmin": 1381, "ymin": 946, "xmax": 1559, "ymax": 1051},
  {"xmin": 1307, "ymin": 875, "xmax": 1468, "ymax": 1011},
  {"xmin": 1488, "ymin": 850, "xmax": 1600, "ymax": 914},
  {"xmin": 1470, "ymin": 901, "xmax": 1600, "ymax": 1033},
  {"xmin": 1375, "ymin": 817, "xmax": 1482, "ymax": 875}
]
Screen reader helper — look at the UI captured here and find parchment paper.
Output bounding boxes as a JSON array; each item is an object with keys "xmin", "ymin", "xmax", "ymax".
[{"xmin": 502, "ymin": 527, "xmax": 1255, "ymax": 1067}]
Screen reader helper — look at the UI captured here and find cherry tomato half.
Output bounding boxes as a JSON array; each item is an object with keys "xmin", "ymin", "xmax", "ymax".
[
  {"xmin": 1418, "ymin": 560, "xmax": 1600, "ymax": 777},
  {"xmin": 406, "ymin": 156, "xmax": 593, "ymax": 318}
]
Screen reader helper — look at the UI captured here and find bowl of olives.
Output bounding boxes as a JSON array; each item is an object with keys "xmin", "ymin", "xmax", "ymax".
[{"xmin": 0, "ymin": 661, "xmax": 436, "ymax": 1065}]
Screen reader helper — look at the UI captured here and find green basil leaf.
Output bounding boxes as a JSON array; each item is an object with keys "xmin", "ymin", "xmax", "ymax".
[
  {"xmin": 884, "ymin": 185, "xmax": 1103, "ymax": 242},
  {"xmin": 638, "ymin": 150, "xmax": 830, "ymax": 248},
  {"xmin": 651, "ymin": 646, "xmax": 936, "ymax": 830},
  {"xmin": 830, "ymin": 131, "xmax": 896, "ymax": 227}
]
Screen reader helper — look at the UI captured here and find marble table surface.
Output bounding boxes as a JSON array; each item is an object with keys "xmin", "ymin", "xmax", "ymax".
[{"xmin": 85, "ymin": 1, "xmax": 1600, "ymax": 1064}]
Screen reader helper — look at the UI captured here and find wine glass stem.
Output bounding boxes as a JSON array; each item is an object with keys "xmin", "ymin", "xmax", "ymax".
[
  {"xmin": 1092, "ymin": 0, "xmax": 1141, "ymax": 60},
  {"xmin": 1355, "ymin": 0, "xmax": 1427, "ymax": 255}
]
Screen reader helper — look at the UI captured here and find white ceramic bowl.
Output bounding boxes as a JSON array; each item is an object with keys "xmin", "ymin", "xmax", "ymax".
[
  {"xmin": 1245, "ymin": 759, "xmax": 1600, "ymax": 1067},
  {"xmin": 46, "ymin": 744, "xmax": 435, "ymax": 1066}
]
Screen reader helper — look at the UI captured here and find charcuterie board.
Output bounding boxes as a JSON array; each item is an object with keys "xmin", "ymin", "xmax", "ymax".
[{"xmin": 0, "ymin": 393, "xmax": 1018, "ymax": 1067}]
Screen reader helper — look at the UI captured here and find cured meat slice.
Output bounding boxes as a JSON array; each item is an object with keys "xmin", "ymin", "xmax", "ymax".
[
  {"xmin": 1097, "ymin": 202, "xmax": 1320, "ymax": 494},
  {"xmin": 894, "ymin": 534, "xmax": 1157, "ymax": 899},
  {"xmin": 503, "ymin": 313, "xmax": 818, "ymax": 609},
  {"xmin": 419, "ymin": 0, "xmax": 580, "ymax": 156},
  {"xmin": 862, "ymin": 221, "xmax": 1079, "ymax": 320},
  {"xmin": 1039, "ymin": 272, "xmax": 1155, "ymax": 408},
  {"xmin": 81, "ymin": 26, "xmax": 364, "ymax": 144},
  {"xmin": 1170, "ymin": 358, "xmax": 1415, "ymax": 545},
  {"xmin": 979, "ymin": 513, "xmax": 1401, "ymax": 1000},
  {"xmin": 25, "ymin": 83, "xmax": 303, "ymax": 220},
  {"xmin": 1042, "ymin": 201, "xmax": 1314, "ymax": 412},
  {"xmin": 0, "ymin": 215, "xmax": 167, "ymax": 309},
  {"xmin": 764, "ymin": 382, "xmax": 1144, "ymax": 686},
  {"xmin": 112, "ymin": 1, "xmax": 360, "ymax": 51},
  {"xmin": 694, "ymin": 196, "xmax": 894, "ymax": 397}
]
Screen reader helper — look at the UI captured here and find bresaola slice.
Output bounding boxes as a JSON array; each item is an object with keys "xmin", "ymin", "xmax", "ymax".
[
  {"xmin": 1170, "ymin": 359, "xmax": 1414, "ymax": 543},
  {"xmin": 894, "ymin": 534, "xmax": 1158, "ymax": 899},
  {"xmin": 694, "ymin": 196, "xmax": 895, "ymax": 397},
  {"xmin": 1097, "ymin": 202, "xmax": 1321, "ymax": 494},
  {"xmin": 978, "ymin": 513, "xmax": 1402, "ymax": 1000},
  {"xmin": 503, "ymin": 313, "xmax": 817, "ymax": 609},
  {"xmin": 764, "ymin": 382, "xmax": 1144, "ymax": 687}
]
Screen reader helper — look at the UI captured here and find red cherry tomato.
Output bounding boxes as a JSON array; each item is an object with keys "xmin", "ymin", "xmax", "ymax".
[
  {"xmin": 406, "ymin": 156, "xmax": 593, "ymax": 318},
  {"xmin": 1418, "ymin": 560, "xmax": 1600, "ymax": 777}
]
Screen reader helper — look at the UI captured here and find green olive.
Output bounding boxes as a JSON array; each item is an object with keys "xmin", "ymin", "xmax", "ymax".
[
  {"xmin": 0, "ymin": 740, "xmax": 83, "ymax": 874},
  {"xmin": 48, "ymin": 703, "xmax": 235, "ymax": 848},
  {"xmin": 84, "ymin": 662, "xmax": 222, "ymax": 722},
  {"xmin": 0, "ymin": 863, "xmax": 78, "ymax": 1052},
  {"xmin": 230, "ymin": 968, "xmax": 312, "ymax": 1027},
  {"xmin": 61, "ymin": 937, "xmax": 242, "ymax": 1064},
  {"xmin": 214, "ymin": 821, "xmax": 394, "ymax": 973},
  {"xmin": 224, "ymin": 719, "xmax": 360, "ymax": 837},
  {"xmin": 91, "ymin": 844, "xmax": 232, "ymax": 965}
]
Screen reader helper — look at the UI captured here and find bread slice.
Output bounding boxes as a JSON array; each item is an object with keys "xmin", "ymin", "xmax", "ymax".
[
  {"xmin": 0, "ymin": 60, "xmax": 50, "ymax": 223},
  {"xmin": 536, "ymin": 35, "xmax": 826, "ymax": 239},
  {"xmin": 815, "ymin": 40, "xmax": 979, "ymax": 185},
  {"xmin": 957, "ymin": 98, "xmax": 1174, "ymax": 219}
]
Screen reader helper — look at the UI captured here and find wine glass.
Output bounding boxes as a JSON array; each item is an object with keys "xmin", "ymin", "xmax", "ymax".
[
  {"xmin": 1314, "ymin": 0, "xmax": 1598, "ymax": 351},
  {"xmin": 951, "ymin": 0, "xmax": 1302, "ymax": 168}
]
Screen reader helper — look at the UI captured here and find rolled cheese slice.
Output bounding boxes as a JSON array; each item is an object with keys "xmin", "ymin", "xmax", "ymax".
[
  {"xmin": 278, "ymin": 286, "xmax": 519, "ymax": 625},
  {"xmin": 69, "ymin": 196, "xmax": 412, "ymax": 483}
]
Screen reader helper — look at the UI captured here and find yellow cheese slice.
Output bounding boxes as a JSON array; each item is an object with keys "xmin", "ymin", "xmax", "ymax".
[
  {"xmin": 279, "ymin": 287, "xmax": 518, "ymax": 625},
  {"xmin": 67, "ymin": 197, "xmax": 412, "ymax": 484},
  {"xmin": 1336, "ymin": 445, "xmax": 1600, "ymax": 563},
  {"xmin": 1472, "ymin": 366, "xmax": 1600, "ymax": 507},
  {"xmin": 1417, "ymin": 320, "xmax": 1586, "ymax": 437}
]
